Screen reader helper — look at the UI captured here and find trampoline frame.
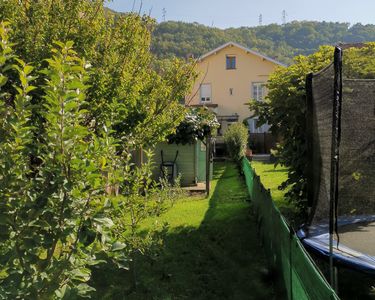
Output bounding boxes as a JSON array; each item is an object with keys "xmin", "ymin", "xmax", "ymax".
[{"xmin": 298, "ymin": 215, "xmax": 375, "ymax": 274}]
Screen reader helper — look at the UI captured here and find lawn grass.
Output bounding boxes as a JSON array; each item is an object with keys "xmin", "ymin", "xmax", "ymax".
[
  {"xmin": 92, "ymin": 162, "xmax": 280, "ymax": 299},
  {"xmin": 250, "ymin": 161, "xmax": 295, "ymax": 217}
]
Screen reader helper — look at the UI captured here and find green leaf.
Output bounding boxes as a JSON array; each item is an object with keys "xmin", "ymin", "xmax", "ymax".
[
  {"xmin": 67, "ymin": 80, "xmax": 86, "ymax": 90},
  {"xmin": 55, "ymin": 284, "xmax": 68, "ymax": 299},
  {"xmin": 70, "ymin": 268, "xmax": 91, "ymax": 282},
  {"xmin": 23, "ymin": 65, "xmax": 34, "ymax": 75},
  {"xmin": 64, "ymin": 101, "xmax": 78, "ymax": 111},
  {"xmin": 93, "ymin": 217, "xmax": 114, "ymax": 228},
  {"xmin": 66, "ymin": 41, "xmax": 74, "ymax": 49},
  {"xmin": 0, "ymin": 75, "xmax": 8, "ymax": 88},
  {"xmin": 76, "ymin": 283, "xmax": 95, "ymax": 297},
  {"xmin": 111, "ymin": 242, "xmax": 126, "ymax": 252},
  {"xmin": 25, "ymin": 86, "xmax": 37, "ymax": 93}
]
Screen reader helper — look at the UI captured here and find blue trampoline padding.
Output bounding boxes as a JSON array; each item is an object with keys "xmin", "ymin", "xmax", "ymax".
[{"xmin": 297, "ymin": 215, "xmax": 375, "ymax": 274}]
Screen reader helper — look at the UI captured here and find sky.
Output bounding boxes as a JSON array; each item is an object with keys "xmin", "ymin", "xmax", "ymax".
[{"xmin": 106, "ymin": 0, "xmax": 375, "ymax": 29}]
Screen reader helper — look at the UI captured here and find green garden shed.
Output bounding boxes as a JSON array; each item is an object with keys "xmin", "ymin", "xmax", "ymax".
[{"xmin": 152, "ymin": 141, "xmax": 213, "ymax": 187}]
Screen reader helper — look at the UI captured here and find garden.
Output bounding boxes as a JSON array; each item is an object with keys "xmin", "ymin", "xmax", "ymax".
[
  {"xmin": 92, "ymin": 161, "xmax": 283, "ymax": 299},
  {"xmin": 1, "ymin": 1, "xmax": 374, "ymax": 299},
  {"xmin": 0, "ymin": 1, "xmax": 202, "ymax": 298},
  {"xmin": 0, "ymin": 1, "xmax": 283, "ymax": 298}
]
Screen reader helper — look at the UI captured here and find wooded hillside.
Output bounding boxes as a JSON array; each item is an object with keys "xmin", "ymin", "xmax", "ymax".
[{"xmin": 151, "ymin": 21, "xmax": 375, "ymax": 64}]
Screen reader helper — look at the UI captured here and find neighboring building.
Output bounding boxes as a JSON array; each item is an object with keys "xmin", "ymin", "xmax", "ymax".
[{"xmin": 186, "ymin": 42, "xmax": 285, "ymax": 154}]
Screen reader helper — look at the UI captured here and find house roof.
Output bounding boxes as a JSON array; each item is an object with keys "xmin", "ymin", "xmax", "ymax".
[{"xmin": 198, "ymin": 42, "xmax": 286, "ymax": 67}]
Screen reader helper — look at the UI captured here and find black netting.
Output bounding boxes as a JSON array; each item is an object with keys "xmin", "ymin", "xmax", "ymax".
[
  {"xmin": 307, "ymin": 63, "xmax": 335, "ymax": 223},
  {"xmin": 307, "ymin": 47, "xmax": 375, "ymax": 229},
  {"xmin": 338, "ymin": 79, "xmax": 375, "ymax": 216}
]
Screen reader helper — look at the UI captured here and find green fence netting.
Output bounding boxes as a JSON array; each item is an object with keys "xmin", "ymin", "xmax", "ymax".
[{"xmin": 242, "ymin": 159, "xmax": 339, "ymax": 300}]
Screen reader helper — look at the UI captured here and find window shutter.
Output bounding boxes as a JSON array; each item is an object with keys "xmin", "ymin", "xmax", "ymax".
[{"xmin": 200, "ymin": 84, "xmax": 212, "ymax": 102}]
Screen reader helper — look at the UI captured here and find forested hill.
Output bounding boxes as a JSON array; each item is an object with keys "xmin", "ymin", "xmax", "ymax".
[{"xmin": 151, "ymin": 21, "xmax": 375, "ymax": 64}]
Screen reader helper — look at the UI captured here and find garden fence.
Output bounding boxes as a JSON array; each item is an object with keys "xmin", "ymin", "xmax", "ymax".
[{"xmin": 242, "ymin": 159, "xmax": 339, "ymax": 300}]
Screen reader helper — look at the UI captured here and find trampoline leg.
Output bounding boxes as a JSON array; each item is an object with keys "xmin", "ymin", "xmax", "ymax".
[
  {"xmin": 329, "ymin": 234, "xmax": 334, "ymax": 284},
  {"xmin": 334, "ymin": 265, "xmax": 338, "ymax": 293},
  {"xmin": 329, "ymin": 237, "xmax": 338, "ymax": 293}
]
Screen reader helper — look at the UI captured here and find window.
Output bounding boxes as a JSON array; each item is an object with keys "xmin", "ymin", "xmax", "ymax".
[
  {"xmin": 200, "ymin": 83, "xmax": 212, "ymax": 103},
  {"xmin": 252, "ymin": 82, "xmax": 266, "ymax": 102},
  {"xmin": 247, "ymin": 117, "xmax": 270, "ymax": 133},
  {"xmin": 226, "ymin": 56, "xmax": 236, "ymax": 69}
]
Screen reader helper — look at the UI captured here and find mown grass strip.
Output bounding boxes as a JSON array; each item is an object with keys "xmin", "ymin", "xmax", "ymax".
[{"xmin": 92, "ymin": 162, "xmax": 279, "ymax": 299}]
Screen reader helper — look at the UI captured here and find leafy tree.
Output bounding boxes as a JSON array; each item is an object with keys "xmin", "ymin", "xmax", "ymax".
[
  {"xmin": 0, "ymin": 21, "xmax": 37, "ymax": 298},
  {"xmin": 0, "ymin": 28, "xmax": 115, "ymax": 297},
  {"xmin": 150, "ymin": 20, "xmax": 375, "ymax": 65},
  {"xmin": 0, "ymin": 26, "xmax": 186, "ymax": 298},
  {"xmin": 0, "ymin": 1, "xmax": 196, "ymax": 147},
  {"xmin": 0, "ymin": 1, "xmax": 197, "ymax": 295},
  {"xmin": 167, "ymin": 107, "xmax": 219, "ymax": 145},
  {"xmin": 35, "ymin": 42, "xmax": 111, "ymax": 297},
  {"xmin": 249, "ymin": 46, "xmax": 333, "ymax": 212},
  {"xmin": 250, "ymin": 43, "xmax": 375, "ymax": 213},
  {"xmin": 343, "ymin": 42, "xmax": 375, "ymax": 78},
  {"xmin": 105, "ymin": 149, "xmax": 183, "ymax": 293},
  {"xmin": 0, "ymin": 0, "xmax": 106, "ymax": 68}
]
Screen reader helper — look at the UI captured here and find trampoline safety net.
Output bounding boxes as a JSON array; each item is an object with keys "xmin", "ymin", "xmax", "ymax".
[
  {"xmin": 307, "ymin": 47, "xmax": 375, "ymax": 224},
  {"xmin": 307, "ymin": 62, "xmax": 335, "ymax": 223},
  {"xmin": 305, "ymin": 46, "xmax": 375, "ymax": 270},
  {"xmin": 339, "ymin": 79, "xmax": 375, "ymax": 216}
]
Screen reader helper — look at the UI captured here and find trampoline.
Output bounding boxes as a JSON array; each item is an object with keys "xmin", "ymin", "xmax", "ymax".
[
  {"xmin": 298, "ymin": 215, "xmax": 375, "ymax": 273},
  {"xmin": 300, "ymin": 46, "xmax": 375, "ymax": 276}
]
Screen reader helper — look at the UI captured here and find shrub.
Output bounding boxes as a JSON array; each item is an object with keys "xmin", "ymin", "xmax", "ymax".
[
  {"xmin": 0, "ymin": 20, "xmax": 191, "ymax": 297},
  {"xmin": 0, "ymin": 33, "xmax": 110, "ymax": 297},
  {"xmin": 223, "ymin": 123, "xmax": 249, "ymax": 163}
]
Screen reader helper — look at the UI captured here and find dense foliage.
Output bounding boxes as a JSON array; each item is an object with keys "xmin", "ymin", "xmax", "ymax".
[
  {"xmin": 250, "ymin": 43, "xmax": 375, "ymax": 213},
  {"xmin": 167, "ymin": 108, "xmax": 219, "ymax": 145},
  {"xmin": 0, "ymin": 0, "xmax": 195, "ymax": 147},
  {"xmin": 0, "ymin": 1, "xmax": 196, "ymax": 297},
  {"xmin": 0, "ymin": 33, "xmax": 112, "ymax": 298},
  {"xmin": 223, "ymin": 123, "xmax": 249, "ymax": 163},
  {"xmin": 151, "ymin": 21, "xmax": 375, "ymax": 64}
]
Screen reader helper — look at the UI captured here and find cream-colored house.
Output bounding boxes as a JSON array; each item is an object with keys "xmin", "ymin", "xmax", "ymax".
[{"xmin": 186, "ymin": 42, "xmax": 285, "ymax": 153}]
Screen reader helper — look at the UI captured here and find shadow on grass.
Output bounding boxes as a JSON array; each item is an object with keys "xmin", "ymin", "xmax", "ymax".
[{"xmin": 91, "ymin": 162, "xmax": 280, "ymax": 299}]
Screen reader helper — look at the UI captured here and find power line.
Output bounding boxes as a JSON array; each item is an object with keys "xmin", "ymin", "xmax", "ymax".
[{"xmin": 259, "ymin": 14, "xmax": 263, "ymax": 26}]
